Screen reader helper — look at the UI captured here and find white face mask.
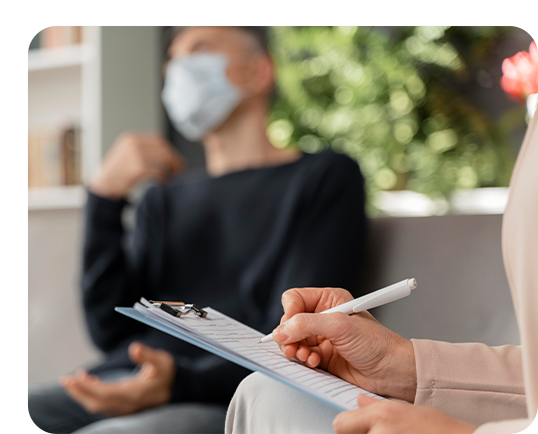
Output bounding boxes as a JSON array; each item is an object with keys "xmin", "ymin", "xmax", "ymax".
[{"xmin": 161, "ymin": 52, "xmax": 243, "ymax": 142}]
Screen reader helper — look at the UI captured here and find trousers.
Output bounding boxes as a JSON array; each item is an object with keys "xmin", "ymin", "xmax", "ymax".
[
  {"xmin": 225, "ymin": 372, "xmax": 340, "ymax": 434},
  {"xmin": 29, "ymin": 370, "xmax": 227, "ymax": 434}
]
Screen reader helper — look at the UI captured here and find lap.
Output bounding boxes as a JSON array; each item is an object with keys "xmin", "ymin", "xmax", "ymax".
[
  {"xmin": 73, "ymin": 403, "xmax": 227, "ymax": 434},
  {"xmin": 29, "ymin": 369, "xmax": 226, "ymax": 434},
  {"xmin": 225, "ymin": 372, "xmax": 340, "ymax": 434},
  {"xmin": 28, "ymin": 369, "xmax": 131, "ymax": 433},
  {"xmin": 29, "ymin": 380, "xmax": 105, "ymax": 433}
]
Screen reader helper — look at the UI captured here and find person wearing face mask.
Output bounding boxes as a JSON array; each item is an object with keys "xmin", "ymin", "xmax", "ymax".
[{"xmin": 28, "ymin": 27, "xmax": 368, "ymax": 434}]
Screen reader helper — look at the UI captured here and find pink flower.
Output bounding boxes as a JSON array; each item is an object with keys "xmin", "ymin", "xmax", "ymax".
[
  {"xmin": 530, "ymin": 41, "xmax": 538, "ymax": 65},
  {"xmin": 500, "ymin": 41, "xmax": 538, "ymax": 103}
]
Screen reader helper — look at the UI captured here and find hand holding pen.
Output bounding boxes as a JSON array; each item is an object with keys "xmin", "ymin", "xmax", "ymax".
[
  {"xmin": 259, "ymin": 279, "xmax": 416, "ymax": 343},
  {"xmin": 266, "ymin": 280, "xmax": 419, "ymax": 404}
]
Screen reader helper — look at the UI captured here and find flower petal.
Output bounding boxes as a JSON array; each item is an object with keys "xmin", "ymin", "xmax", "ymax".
[
  {"xmin": 502, "ymin": 57, "xmax": 518, "ymax": 78},
  {"xmin": 529, "ymin": 41, "xmax": 538, "ymax": 66}
]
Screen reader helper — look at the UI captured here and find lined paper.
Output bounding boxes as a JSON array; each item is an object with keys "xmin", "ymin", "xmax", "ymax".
[{"xmin": 125, "ymin": 301, "xmax": 384, "ymax": 411}]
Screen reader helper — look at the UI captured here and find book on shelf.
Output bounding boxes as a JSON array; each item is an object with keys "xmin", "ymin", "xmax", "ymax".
[
  {"xmin": 14, "ymin": 133, "xmax": 41, "ymax": 188},
  {"xmin": 61, "ymin": 127, "xmax": 83, "ymax": 186},
  {"xmin": 28, "ymin": 126, "xmax": 82, "ymax": 189},
  {"xmin": 41, "ymin": 14, "xmax": 82, "ymax": 48},
  {"xmin": 29, "ymin": 27, "xmax": 83, "ymax": 51}
]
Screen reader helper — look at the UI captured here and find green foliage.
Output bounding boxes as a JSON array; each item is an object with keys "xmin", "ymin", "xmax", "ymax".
[{"xmin": 267, "ymin": 26, "xmax": 520, "ymax": 214}]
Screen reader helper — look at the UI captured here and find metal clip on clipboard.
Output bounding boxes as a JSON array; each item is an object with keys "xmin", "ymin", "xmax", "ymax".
[{"xmin": 149, "ymin": 301, "xmax": 208, "ymax": 318}]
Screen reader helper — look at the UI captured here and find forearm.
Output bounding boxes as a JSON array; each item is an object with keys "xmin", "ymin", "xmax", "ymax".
[
  {"xmin": 81, "ymin": 191, "xmax": 144, "ymax": 350},
  {"xmin": 412, "ymin": 339, "xmax": 527, "ymax": 426}
]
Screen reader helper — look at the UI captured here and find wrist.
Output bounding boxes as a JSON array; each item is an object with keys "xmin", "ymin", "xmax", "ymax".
[
  {"xmin": 376, "ymin": 336, "xmax": 417, "ymax": 403},
  {"xmin": 89, "ymin": 177, "xmax": 128, "ymax": 200},
  {"xmin": 160, "ymin": 360, "xmax": 177, "ymax": 404}
]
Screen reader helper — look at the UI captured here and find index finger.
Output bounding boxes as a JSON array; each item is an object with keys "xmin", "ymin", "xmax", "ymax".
[
  {"xmin": 62, "ymin": 381, "xmax": 104, "ymax": 413},
  {"xmin": 281, "ymin": 287, "xmax": 354, "ymax": 323},
  {"xmin": 70, "ymin": 376, "xmax": 135, "ymax": 401}
]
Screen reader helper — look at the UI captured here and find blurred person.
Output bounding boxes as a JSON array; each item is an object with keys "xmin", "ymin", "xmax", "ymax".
[
  {"xmin": 225, "ymin": 114, "xmax": 538, "ymax": 433},
  {"xmin": 28, "ymin": 26, "xmax": 368, "ymax": 433}
]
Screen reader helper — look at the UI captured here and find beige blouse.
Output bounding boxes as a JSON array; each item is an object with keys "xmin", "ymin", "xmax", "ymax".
[{"xmin": 411, "ymin": 113, "xmax": 538, "ymax": 433}]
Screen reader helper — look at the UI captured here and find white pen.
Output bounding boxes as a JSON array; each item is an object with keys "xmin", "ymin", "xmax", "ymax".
[{"xmin": 258, "ymin": 278, "xmax": 417, "ymax": 344}]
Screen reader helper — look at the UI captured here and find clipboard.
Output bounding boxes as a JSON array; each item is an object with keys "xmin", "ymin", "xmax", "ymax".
[{"xmin": 116, "ymin": 300, "xmax": 384, "ymax": 411}]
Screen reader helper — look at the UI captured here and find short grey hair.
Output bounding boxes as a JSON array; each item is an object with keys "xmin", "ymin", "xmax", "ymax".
[{"xmin": 165, "ymin": 26, "xmax": 270, "ymax": 54}]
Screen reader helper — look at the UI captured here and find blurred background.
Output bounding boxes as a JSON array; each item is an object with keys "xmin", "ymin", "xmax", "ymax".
[
  {"xmin": 28, "ymin": 26, "xmax": 534, "ymax": 384},
  {"xmin": 28, "ymin": 26, "xmax": 534, "ymax": 213}
]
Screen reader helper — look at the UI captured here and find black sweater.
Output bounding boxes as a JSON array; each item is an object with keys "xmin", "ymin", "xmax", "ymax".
[{"xmin": 82, "ymin": 151, "xmax": 367, "ymax": 405}]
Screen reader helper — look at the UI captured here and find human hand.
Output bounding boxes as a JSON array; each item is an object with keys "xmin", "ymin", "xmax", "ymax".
[
  {"xmin": 273, "ymin": 287, "xmax": 417, "ymax": 402},
  {"xmin": 60, "ymin": 342, "xmax": 176, "ymax": 417},
  {"xmin": 89, "ymin": 133, "xmax": 185, "ymax": 199},
  {"xmin": 333, "ymin": 394, "xmax": 476, "ymax": 434}
]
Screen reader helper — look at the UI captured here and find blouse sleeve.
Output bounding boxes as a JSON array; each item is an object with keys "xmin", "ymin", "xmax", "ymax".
[
  {"xmin": 412, "ymin": 339, "xmax": 527, "ymax": 427},
  {"xmin": 473, "ymin": 419, "xmax": 531, "ymax": 434}
]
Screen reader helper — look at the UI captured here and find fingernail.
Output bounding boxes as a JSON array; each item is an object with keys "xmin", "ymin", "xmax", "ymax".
[{"xmin": 272, "ymin": 325, "xmax": 289, "ymax": 343}]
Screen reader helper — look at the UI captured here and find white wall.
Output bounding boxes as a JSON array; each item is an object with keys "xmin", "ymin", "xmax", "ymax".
[
  {"xmin": 99, "ymin": 26, "xmax": 165, "ymax": 155},
  {"xmin": 28, "ymin": 26, "xmax": 167, "ymax": 383},
  {"xmin": 28, "ymin": 208, "xmax": 100, "ymax": 383}
]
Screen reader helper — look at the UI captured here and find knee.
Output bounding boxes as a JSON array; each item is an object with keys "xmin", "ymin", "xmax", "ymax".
[
  {"xmin": 226, "ymin": 373, "xmax": 268, "ymax": 434},
  {"xmin": 72, "ymin": 418, "xmax": 125, "ymax": 434},
  {"xmin": 17, "ymin": 389, "xmax": 46, "ymax": 434},
  {"xmin": 16, "ymin": 387, "xmax": 41, "ymax": 424},
  {"xmin": 233, "ymin": 372, "xmax": 285, "ymax": 410},
  {"xmin": 234, "ymin": 372, "xmax": 269, "ymax": 398},
  {"xmin": 17, "ymin": 386, "xmax": 52, "ymax": 434}
]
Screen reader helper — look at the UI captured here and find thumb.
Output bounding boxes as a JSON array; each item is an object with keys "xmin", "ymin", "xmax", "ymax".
[
  {"xmin": 273, "ymin": 312, "xmax": 351, "ymax": 345},
  {"xmin": 137, "ymin": 361, "xmax": 157, "ymax": 380},
  {"xmin": 128, "ymin": 342, "xmax": 168, "ymax": 368},
  {"xmin": 357, "ymin": 394, "xmax": 378, "ymax": 407}
]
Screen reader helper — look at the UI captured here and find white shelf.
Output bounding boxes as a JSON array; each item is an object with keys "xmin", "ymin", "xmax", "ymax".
[
  {"xmin": 28, "ymin": 185, "xmax": 86, "ymax": 210},
  {"xmin": 375, "ymin": 188, "xmax": 509, "ymax": 217},
  {"xmin": 28, "ymin": 44, "xmax": 94, "ymax": 72},
  {"xmin": 27, "ymin": 186, "xmax": 510, "ymax": 214},
  {"xmin": 449, "ymin": 188, "xmax": 509, "ymax": 215}
]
